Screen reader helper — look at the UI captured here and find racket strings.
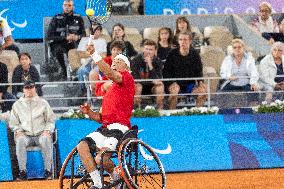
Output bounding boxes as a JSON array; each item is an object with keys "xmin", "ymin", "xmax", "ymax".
[{"xmin": 86, "ymin": 0, "xmax": 112, "ymax": 25}]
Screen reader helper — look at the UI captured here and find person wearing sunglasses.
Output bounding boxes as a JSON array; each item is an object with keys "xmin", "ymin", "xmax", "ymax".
[
  {"xmin": 220, "ymin": 39, "xmax": 259, "ymax": 104},
  {"xmin": 9, "ymin": 80, "xmax": 56, "ymax": 180}
]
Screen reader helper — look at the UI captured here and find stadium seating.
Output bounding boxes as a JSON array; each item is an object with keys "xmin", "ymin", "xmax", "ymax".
[
  {"xmin": 125, "ymin": 27, "xmax": 140, "ymax": 35},
  {"xmin": 203, "ymin": 26, "xmax": 234, "ymax": 50},
  {"xmin": 125, "ymin": 33, "xmax": 143, "ymax": 52},
  {"xmin": 200, "ymin": 45, "xmax": 226, "ymax": 94},
  {"xmin": 0, "ymin": 50, "xmax": 19, "ymax": 83},
  {"xmin": 143, "ymin": 27, "xmax": 160, "ymax": 41}
]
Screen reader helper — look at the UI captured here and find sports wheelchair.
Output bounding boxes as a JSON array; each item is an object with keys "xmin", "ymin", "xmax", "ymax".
[{"xmin": 59, "ymin": 126, "xmax": 166, "ymax": 189}]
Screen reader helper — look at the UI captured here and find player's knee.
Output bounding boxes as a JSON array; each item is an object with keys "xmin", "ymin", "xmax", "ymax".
[{"xmin": 77, "ymin": 141, "xmax": 89, "ymax": 154}]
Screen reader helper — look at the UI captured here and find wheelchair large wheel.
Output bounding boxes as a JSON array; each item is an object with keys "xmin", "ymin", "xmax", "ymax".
[
  {"xmin": 118, "ymin": 139, "xmax": 166, "ymax": 189},
  {"xmin": 59, "ymin": 147, "xmax": 93, "ymax": 189}
]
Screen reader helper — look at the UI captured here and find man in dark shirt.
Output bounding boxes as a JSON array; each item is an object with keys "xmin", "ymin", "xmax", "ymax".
[
  {"xmin": 131, "ymin": 39, "xmax": 164, "ymax": 110},
  {"xmin": 163, "ymin": 31, "xmax": 207, "ymax": 109},
  {"xmin": 47, "ymin": 0, "xmax": 85, "ymax": 79}
]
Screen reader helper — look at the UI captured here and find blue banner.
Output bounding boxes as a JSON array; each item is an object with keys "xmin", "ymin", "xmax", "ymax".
[
  {"xmin": 0, "ymin": 121, "xmax": 13, "ymax": 181},
  {"xmin": 56, "ymin": 114, "xmax": 284, "ymax": 174},
  {"xmin": 0, "ymin": 0, "xmax": 86, "ymax": 39},
  {"xmin": 145, "ymin": 0, "xmax": 284, "ymax": 15},
  {"xmin": 1, "ymin": 113, "xmax": 284, "ymax": 181}
]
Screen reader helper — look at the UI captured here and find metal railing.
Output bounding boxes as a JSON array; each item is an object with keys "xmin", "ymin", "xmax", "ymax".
[{"xmin": 1, "ymin": 75, "xmax": 284, "ymax": 112}]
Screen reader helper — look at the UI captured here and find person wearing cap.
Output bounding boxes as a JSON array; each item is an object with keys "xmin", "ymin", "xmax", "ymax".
[
  {"xmin": 9, "ymin": 80, "xmax": 56, "ymax": 180},
  {"xmin": 89, "ymin": 40, "xmax": 125, "ymax": 97},
  {"xmin": 77, "ymin": 46, "xmax": 135, "ymax": 189}
]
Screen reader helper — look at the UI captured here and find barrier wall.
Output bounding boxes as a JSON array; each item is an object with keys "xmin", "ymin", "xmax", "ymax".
[
  {"xmin": 1, "ymin": 113, "xmax": 284, "ymax": 181},
  {"xmin": 56, "ymin": 114, "xmax": 284, "ymax": 174},
  {"xmin": 0, "ymin": 121, "xmax": 13, "ymax": 181}
]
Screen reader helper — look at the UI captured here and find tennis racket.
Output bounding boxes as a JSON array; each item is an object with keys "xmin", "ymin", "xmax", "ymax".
[{"xmin": 85, "ymin": 0, "xmax": 112, "ymax": 26}]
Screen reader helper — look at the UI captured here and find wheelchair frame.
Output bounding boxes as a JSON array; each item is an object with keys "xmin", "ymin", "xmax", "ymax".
[{"xmin": 59, "ymin": 129, "xmax": 166, "ymax": 189}]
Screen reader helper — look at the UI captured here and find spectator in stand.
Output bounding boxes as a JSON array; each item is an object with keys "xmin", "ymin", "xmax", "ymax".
[
  {"xmin": 76, "ymin": 23, "xmax": 107, "ymax": 96},
  {"xmin": 0, "ymin": 17, "xmax": 20, "ymax": 55},
  {"xmin": 173, "ymin": 16, "xmax": 192, "ymax": 47},
  {"xmin": 12, "ymin": 53, "xmax": 42, "ymax": 98},
  {"xmin": 220, "ymin": 39, "xmax": 259, "ymax": 103},
  {"xmin": 0, "ymin": 61, "xmax": 8, "ymax": 94},
  {"xmin": 107, "ymin": 23, "xmax": 137, "ymax": 58},
  {"xmin": 251, "ymin": 2, "xmax": 279, "ymax": 43},
  {"xmin": 89, "ymin": 40, "xmax": 125, "ymax": 97},
  {"xmin": 0, "ymin": 90, "xmax": 15, "ymax": 117},
  {"xmin": 157, "ymin": 27, "xmax": 173, "ymax": 63},
  {"xmin": 47, "ymin": 0, "xmax": 85, "ymax": 80},
  {"xmin": 258, "ymin": 42, "xmax": 284, "ymax": 102},
  {"xmin": 131, "ymin": 39, "xmax": 164, "ymax": 110},
  {"xmin": 0, "ymin": 61, "xmax": 16, "ymax": 179},
  {"xmin": 279, "ymin": 19, "xmax": 284, "ymax": 35},
  {"xmin": 0, "ymin": 62, "xmax": 15, "ymax": 119},
  {"xmin": 9, "ymin": 80, "xmax": 56, "ymax": 180},
  {"xmin": 163, "ymin": 31, "xmax": 207, "ymax": 109}
]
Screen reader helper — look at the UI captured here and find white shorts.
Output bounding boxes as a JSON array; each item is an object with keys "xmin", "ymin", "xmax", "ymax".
[{"xmin": 86, "ymin": 123, "xmax": 129, "ymax": 151}]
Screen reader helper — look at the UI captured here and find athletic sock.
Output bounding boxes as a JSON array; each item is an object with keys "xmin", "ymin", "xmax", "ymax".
[{"xmin": 90, "ymin": 169, "xmax": 102, "ymax": 188}]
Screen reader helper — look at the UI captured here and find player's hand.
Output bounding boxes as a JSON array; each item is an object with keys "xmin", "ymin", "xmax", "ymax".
[
  {"xmin": 80, "ymin": 103, "xmax": 91, "ymax": 114},
  {"xmin": 144, "ymin": 55, "xmax": 153, "ymax": 70}
]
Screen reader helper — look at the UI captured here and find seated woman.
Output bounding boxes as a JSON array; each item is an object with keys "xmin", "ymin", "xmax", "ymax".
[
  {"xmin": 157, "ymin": 27, "xmax": 173, "ymax": 63},
  {"xmin": 251, "ymin": 2, "xmax": 279, "ymax": 43},
  {"xmin": 258, "ymin": 42, "xmax": 284, "ymax": 102},
  {"xmin": 220, "ymin": 39, "xmax": 259, "ymax": 103},
  {"xmin": 173, "ymin": 16, "xmax": 192, "ymax": 47},
  {"xmin": 107, "ymin": 23, "xmax": 137, "ymax": 58},
  {"xmin": 12, "ymin": 53, "xmax": 42, "ymax": 98}
]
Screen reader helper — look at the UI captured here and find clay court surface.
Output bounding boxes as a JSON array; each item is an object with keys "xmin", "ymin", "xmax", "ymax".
[{"xmin": 1, "ymin": 168, "xmax": 284, "ymax": 189}]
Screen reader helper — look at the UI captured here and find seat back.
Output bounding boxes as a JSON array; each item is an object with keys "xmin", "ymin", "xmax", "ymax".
[
  {"xmin": 143, "ymin": 27, "xmax": 160, "ymax": 41},
  {"xmin": 125, "ymin": 34, "xmax": 143, "ymax": 52},
  {"xmin": 0, "ymin": 50, "xmax": 20, "ymax": 86},
  {"xmin": 204, "ymin": 26, "xmax": 234, "ymax": 50},
  {"xmin": 26, "ymin": 130, "xmax": 58, "ymax": 179},
  {"xmin": 200, "ymin": 45, "xmax": 225, "ymax": 93},
  {"xmin": 125, "ymin": 27, "xmax": 140, "ymax": 35},
  {"xmin": 117, "ymin": 125, "xmax": 138, "ymax": 150}
]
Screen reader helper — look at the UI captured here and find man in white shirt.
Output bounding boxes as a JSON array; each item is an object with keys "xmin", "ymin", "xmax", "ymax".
[
  {"xmin": 76, "ymin": 23, "xmax": 107, "ymax": 95},
  {"xmin": 0, "ymin": 17, "xmax": 20, "ymax": 55}
]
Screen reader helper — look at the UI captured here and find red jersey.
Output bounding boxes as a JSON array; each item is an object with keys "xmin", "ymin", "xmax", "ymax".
[
  {"xmin": 95, "ymin": 56, "xmax": 112, "ymax": 96},
  {"xmin": 101, "ymin": 71, "xmax": 135, "ymax": 129}
]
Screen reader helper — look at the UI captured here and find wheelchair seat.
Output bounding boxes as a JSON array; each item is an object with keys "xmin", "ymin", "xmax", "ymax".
[{"xmin": 116, "ymin": 125, "xmax": 138, "ymax": 150}]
